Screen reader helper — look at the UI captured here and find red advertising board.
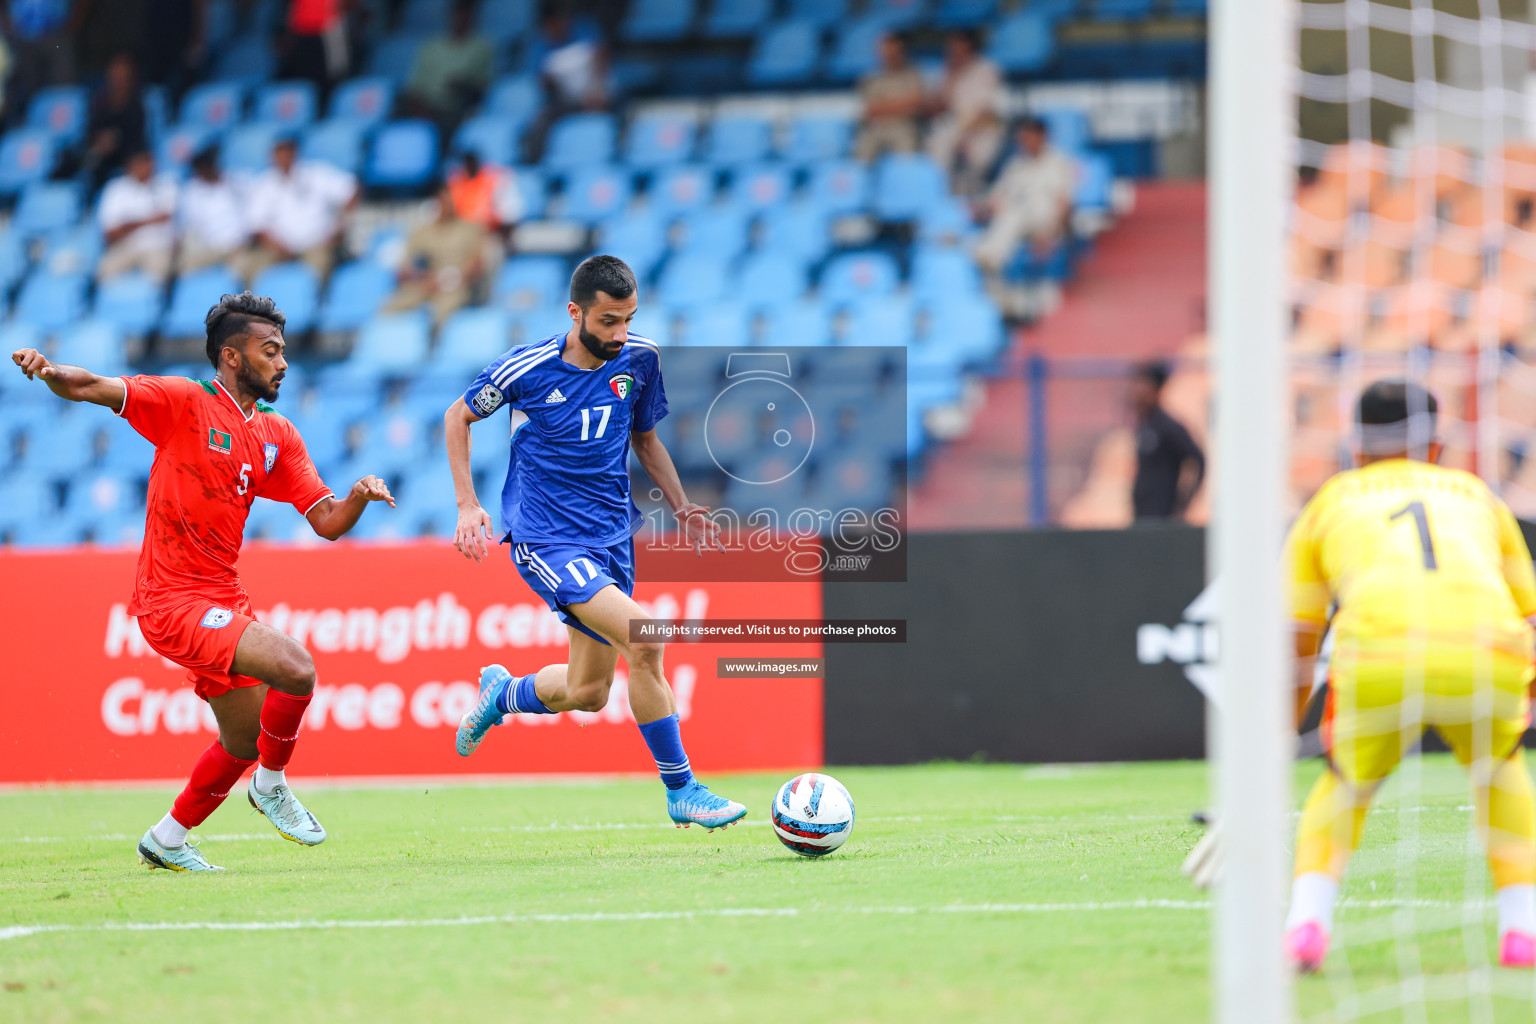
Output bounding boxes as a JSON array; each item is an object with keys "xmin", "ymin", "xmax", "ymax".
[{"xmin": 0, "ymin": 541, "xmax": 822, "ymax": 783}]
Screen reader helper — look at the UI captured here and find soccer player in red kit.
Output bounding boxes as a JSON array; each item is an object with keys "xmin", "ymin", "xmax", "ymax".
[{"xmin": 10, "ymin": 292, "xmax": 394, "ymax": 871}]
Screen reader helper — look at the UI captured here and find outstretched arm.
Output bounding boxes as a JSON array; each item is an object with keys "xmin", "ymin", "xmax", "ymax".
[
  {"xmin": 630, "ymin": 428, "xmax": 720, "ymax": 555},
  {"xmin": 304, "ymin": 476, "xmax": 395, "ymax": 541},
  {"xmin": 11, "ymin": 349, "xmax": 126, "ymax": 411},
  {"xmin": 445, "ymin": 397, "xmax": 495, "ymax": 562}
]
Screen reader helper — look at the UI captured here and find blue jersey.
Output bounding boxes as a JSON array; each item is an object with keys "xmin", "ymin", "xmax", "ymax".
[{"xmin": 462, "ymin": 332, "xmax": 668, "ymax": 547}]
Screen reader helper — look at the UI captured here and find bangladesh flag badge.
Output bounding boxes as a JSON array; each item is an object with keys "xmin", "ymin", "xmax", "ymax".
[
  {"xmin": 208, "ymin": 428, "xmax": 233, "ymax": 453},
  {"xmin": 608, "ymin": 372, "xmax": 636, "ymax": 400}
]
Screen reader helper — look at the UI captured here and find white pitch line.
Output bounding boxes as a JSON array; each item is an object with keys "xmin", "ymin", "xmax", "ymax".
[{"xmin": 0, "ymin": 833, "xmax": 278, "ymax": 845}]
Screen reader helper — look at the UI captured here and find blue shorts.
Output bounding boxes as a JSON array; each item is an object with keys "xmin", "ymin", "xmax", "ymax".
[{"xmin": 509, "ymin": 536, "xmax": 635, "ymax": 645}]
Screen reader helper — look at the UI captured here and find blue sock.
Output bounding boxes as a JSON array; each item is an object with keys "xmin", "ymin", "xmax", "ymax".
[
  {"xmin": 494, "ymin": 673, "xmax": 554, "ymax": 715},
  {"xmin": 637, "ymin": 714, "xmax": 693, "ymax": 790}
]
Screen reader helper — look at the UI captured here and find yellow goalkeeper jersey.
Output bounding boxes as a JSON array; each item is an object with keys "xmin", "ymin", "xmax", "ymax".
[{"xmin": 1286, "ymin": 459, "xmax": 1536, "ymax": 665}]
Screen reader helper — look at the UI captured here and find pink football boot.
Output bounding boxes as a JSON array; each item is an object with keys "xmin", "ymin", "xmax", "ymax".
[
  {"xmin": 1500, "ymin": 930, "xmax": 1536, "ymax": 968},
  {"xmin": 1286, "ymin": 921, "xmax": 1330, "ymax": 974}
]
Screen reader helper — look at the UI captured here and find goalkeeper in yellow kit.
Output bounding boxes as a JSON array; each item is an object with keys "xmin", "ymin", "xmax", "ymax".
[{"xmin": 1283, "ymin": 380, "xmax": 1536, "ymax": 973}]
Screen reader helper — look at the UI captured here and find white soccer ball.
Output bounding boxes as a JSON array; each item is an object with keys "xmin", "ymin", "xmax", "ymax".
[{"xmin": 772, "ymin": 772, "xmax": 855, "ymax": 857}]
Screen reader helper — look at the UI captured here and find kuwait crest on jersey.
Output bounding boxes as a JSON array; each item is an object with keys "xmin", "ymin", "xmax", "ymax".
[
  {"xmin": 264, "ymin": 442, "xmax": 279, "ymax": 472},
  {"xmin": 608, "ymin": 372, "xmax": 636, "ymax": 400}
]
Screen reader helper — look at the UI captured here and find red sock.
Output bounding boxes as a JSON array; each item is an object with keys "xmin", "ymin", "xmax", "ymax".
[
  {"xmin": 171, "ymin": 742, "xmax": 255, "ymax": 827},
  {"xmin": 257, "ymin": 689, "xmax": 312, "ymax": 771}
]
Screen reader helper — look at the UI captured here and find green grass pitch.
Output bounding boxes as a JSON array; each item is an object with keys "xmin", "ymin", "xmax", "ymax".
[{"xmin": 2, "ymin": 757, "xmax": 1535, "ymax": 1022}]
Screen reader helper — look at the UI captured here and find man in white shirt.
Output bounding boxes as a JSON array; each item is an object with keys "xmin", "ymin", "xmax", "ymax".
[
  {"xmin": 176, "ymin": 145, "xmax": 249, "ymax": 275},
  {"xmin": 973, "ymin": 117, "xmax": 1078, "ymax": 278},
  {"xmin": 243, "ymin": 136, "xmax": 358, "ymax": 283},
  {"xmin": 926, "ymin": 30, "xmax": 1005, "ymax": 196},
  {"xmin": 97, "ymin": 149, "xmax": 178, "ymax": 283}
]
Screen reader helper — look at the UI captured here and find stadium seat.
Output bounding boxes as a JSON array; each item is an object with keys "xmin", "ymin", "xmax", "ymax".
[
  {"xmin": 318, "ymin": 260, "xmax": 395, "ymax": 332},
  {"xmin": 213, "ymin": 35, "xmax": 275, "ymax": 84},
  {"xmin": 867, "ymin": 0, "xmax": 927, "ymax": 26},
  {"xmin": 494, "ymin": 256, "xmax": 568, "ymax": 312},
  {"xmin": 988, "ymin": 11, "xmax": 1055, "ymax": 74},
  {"xmin": 349, "ymin": 310, "xmax": 431, "ymax": 370},
  {"xmin": 826, "ymin": 16, "xmax": 891, "ymax": 83},
  {"xmin": 400, "ymin": 0, "xmax": 452, "ymax": 31},
  {"xmin": 512, "ymin": 168, "xmax": 547, "ymax": 219},
  {"xmin": 1169, "ymin": 0, "xmax": 1207, "ymax": 15},
  {"xmin": 624, "ymin": 114, "xmax": 697, "ymax": 169},
  {"xmin": 366, "ymin": 33, "xmax": 427, "ymax": 85},
  {"xmin": 676, "ymin": 205, "xmax": 750, "ymax": 260},
  {"xmin": 782, "ymin": 115, "xmax": 852, "ymax": 164},
  {"xmin": 840, "ymin": 295, "xmax": 915, "ymax": 347},
  {"xmin": 596, "ymin": 210, "xmax": 669, "ymax": 281},
  {"xmin": 917, "ymin": 195, "xmax": 976, "ymax": 242},
  {"xmin": 92, "ymin": 272, "xmax": 164, "ymax": 336},
  {"xmin": 561, "ymin": 165, "xmax": 631, "ymax": 223},
  {"xmin": 54, "ymin": 320, "xmax": 127, "ymax": 376},
  {"xmin": 807, "ymin": 160, "xmax": 869, "ymax": 215},
  {"xmin": 13, "ymin": 182, "xmax": 81, "ymax": 238},
  {"xmin": 162, "ymin": 266, "xmax": 242, "ymax": 337},
  {"xmin": 729, "ymin": 164, "xmax": 792, "ymax": 210},
  {"xmin": 1089, "ymin": 0, "xmax": 1154, "ymax": 19},
  {"xmin": 1074, "ymin": 152, "xmax": 1113, "ymax": 213},
  {"xmin": 1037, "ymin": 107, "xmax": 1092, "ymax": 155},
  {"xmin": 657, "ymin": 253, "xmax": 729, "ymax": 305},
  {"xmin": 142, "ymin": 84, "xmax": 170, "ymax": 142},
  {"xmin": 737, "ymin": 251, "xmax": 807, "ymax": 300},
  {"xmin": 920, "ymin": 297, "xmax": 1005, "ymax": 363},
  {"xmin": 933, "ymin": 0, "xmax": 996, "ymax": 27},
  {"xmin": 622, "ymin": 0, "xmax": 696, "ymax": 41},
  {"xmin": 1029, "ymin": 0, "xmax": 1081, "ymax": 22},
  {"xmin": 649, "ymin": 164, "xmax": 715, "ymax": 216},
  {"xmin": 365, "ymin": 119, "xmax": 440, "ymax": 191},
  {"xmin": 222, "ymin": 121, "xmax": 285, "ymax": 174},
  {"xmin": 13, "ymin": 272, "xmax": 86, "ymax": 332},
  {"xmin": 0, "ymin": 128, "xmax": 57, "ymax": 195},
  {"xmin": 0, "ymin": 229, "xmax": 29, "ymax": 292},
  {"xmin": 38, "ymin": 224, "xmax": 102, "ymax": 277},
  {"xmin": 0, "ymin": 473, "xmax": 56, "ymax": 525},
  {"xmin": 543, "ymin": 113, "xmax": 616, "ymax": 171},
  {"xmin": 477, "ymin": 0, "xmax": 536, "ymax": 41},
  {"xmin": 702, "ymin": 0, "xmax": 771, "ymax": 37},
  {"xmin": 484, "ymin": 75, "xmax": 542, "ymax": 124},
  {"xmin": 757, "ymin": 296, "xmax": 832, "ymax": 346},
  {"xmin": 330, "ymin": 77, "xmax": 395, "ymax": 124},
  {"xmin": 703, "ymin": 116, "xmax": 773, "ymax": 166},
  {"xmin": 873, "ymin": 153, "xmax": 947, "ymax": 221},
  {"xmin": 437, "ymin": 306, "xmax": 510, "ymax": 368},
  {"xmin": 786, "ymin": 0, "xmax": 847, "ymax": 27},
  {"xmin": 910, "ymin": 245, "xmax": 983, "ymax": 302},
  {"xmin": 453, "ymin": 115, "xmax": 520, "ymax": 166},
  {"xmin": 819, "ymin": 251, "xmax": 899, "ymax": 303},
  {"xmin": 757, "ymin": 199, "xmax": 832, "ymax": 263},
  {"xmin": 156, "ymin": 123, "xmax": 216, "ymax": 177},
  {"xmin": 252, "ymin": 262, "xmax": 320, "ymax": 334},
  {"xmin": 671, "ymin": 304, "xmax": 750, "ymax": 347},
  {"xmin": 26, "ymin": 86, "xmax": 88, "ymax": 143},
  {"xmin": 255, "ymin": 80, "xmax": 318, "ymax": 128},
  {"xmin": 807, "ymin": 445, "xmax": 895, "ymax": 510},
  {"xmin": 180, "ymin": 82, "xmax": 246, "ymax": 130},
  {"xmin": 301, "ymin": 119, "xmax": 369, "ymax": 174},
  {"xmin": 747, "ymin": 21, "xmax": 822, "ymax": 86}
]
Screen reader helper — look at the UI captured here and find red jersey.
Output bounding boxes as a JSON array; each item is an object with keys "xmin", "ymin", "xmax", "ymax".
[{"xmin": 116, "ymin": 375, "xmax": 332, "ymax": 615}]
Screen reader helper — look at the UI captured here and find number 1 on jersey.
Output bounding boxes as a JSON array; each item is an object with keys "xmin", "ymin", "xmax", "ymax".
[
  {"xmin": 579, "ymin": 405, "xmax": 612, "ymax": 440},
  {"xmin": 1389, "ymin": 499, "xmax": 1438, "ymax": 570}
]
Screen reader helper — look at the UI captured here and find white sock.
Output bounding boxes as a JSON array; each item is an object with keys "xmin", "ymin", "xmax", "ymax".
[
  {"xmin": 1498, "ymin": 884, "xmax": 1536, "ymax": 936},
  {"xmin": 253, "ymin": 765, "xmax": 286, "ymax": 796},
  {"xmin": 151, "ymin": 812, "xmax": 189, "ymax": 849},
  {"xmin": 1286, "ymin": 872, "xmax": 1340, "ymax": 933}
]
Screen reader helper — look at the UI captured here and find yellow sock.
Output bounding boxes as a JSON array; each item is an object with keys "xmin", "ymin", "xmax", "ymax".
[{"xmin": 1294, "ymin": 768, "xmax": 1371, "ymax": 880}]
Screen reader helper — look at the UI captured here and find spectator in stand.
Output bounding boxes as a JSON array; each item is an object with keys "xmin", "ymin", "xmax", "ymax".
[
  {"xmin": 383, "ymin": 181, "xmax": 491, "ymax": 327},
  {"xmin": 243, "ymin": 135, "xmax": 357, "ymax": 282},
  {"xmin": 972, "ymin": 117, "xmax": 1077, "ymax": 280},
  {"xmin": 97, "ymin": 148, "xmax": 177, "ymax": 283},
  {"xmin": 1129, "ymin": 361, "xmax": 1205, "ymax": 522},
  {"xmin": 176, "ymin": 144, "xmax": 247, "ymax": 274},
  {"xmin": 400, "ymin": 0, "xmax": 492, "ymax": 133},
  {"xmin": 854, "ymin": 32, "xmax": 924, "ymax": 163},
  {"xmin": 4, "ymin": 0, "xmax": 75, "ymax": 122},
  {"xmin": 447, "ymin": 150, "xmax": 522, "ymax": 237},
  {"xmin": 279, "ymin": 0, "xmax": 348, "ymax": 98},
  {"xmin": 925, "ymin": 29, "xmax": 1004, "ymax": 196},
  {"xmin": 139, "ymin": 0, "xmax": 208, "ymax": 91},
  {"xmin": 84, "ymin": 52, "xmax": 147, "ymax": 192},
  {"xmin": 522, "ymin": 7, "xmax": 608, "ymax": 163}
]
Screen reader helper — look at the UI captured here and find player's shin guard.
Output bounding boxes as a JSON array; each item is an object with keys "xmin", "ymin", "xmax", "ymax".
[
  {"xmin": 257, "ymin": 689, "xmax": 312, "ymax": 772},
  {"xmin": 170, "ymin": 741, "xmax": 256, "ymax": 828},
  {"xmin": 637, "ymin": 713, "xmax": 693, "ymax": 790},
  {"xmin": 1294, "ymin": 768, "xmax": 1371, "ymax": 881}
]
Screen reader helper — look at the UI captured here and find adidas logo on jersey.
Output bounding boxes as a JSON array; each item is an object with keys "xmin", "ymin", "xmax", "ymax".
[{"xmin": 544, "ymin": 388, "xmax": 567, "ymax": 404}]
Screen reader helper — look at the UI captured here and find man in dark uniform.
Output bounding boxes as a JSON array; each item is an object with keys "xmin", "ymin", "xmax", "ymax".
[{"xmin": 1131, "ymin": 361, "xmax": 1205, "ymax": 521}]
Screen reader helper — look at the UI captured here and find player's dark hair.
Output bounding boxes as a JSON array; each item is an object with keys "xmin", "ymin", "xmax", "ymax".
[
  {"xmin": 204, "ymin": 292, "xmax": 286, "ymax": 367},
  {"xmin": 1135, "ymin": 360, "xmax": 1169, "ymax": 391},
  {"xmin": 1358, "ymin": 379, "xmax": 1438, "ymax": 427},
  {"xmin": 1018, "ymin": 114, "xmax": 1048, "ymax": 136},
  {"xmin": 570, "ymin": 254, "xmax": 637, "ymax": 310}
]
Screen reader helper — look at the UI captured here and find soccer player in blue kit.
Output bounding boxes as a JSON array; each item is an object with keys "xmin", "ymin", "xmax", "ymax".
[{"xmin": 444, "ymin": 255, "xmax": 748, "ymax": 830}]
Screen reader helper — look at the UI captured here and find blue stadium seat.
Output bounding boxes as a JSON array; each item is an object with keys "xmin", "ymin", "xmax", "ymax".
[
  {"xmin": 0, "ymin": 229, "xmax": 29, "ymax": 291},
  {"xmin": 676, "ymin": 205, "xmax": 749, "ymax": 260},
  {"xmin": 868, "ymin": 0, "xmax": 927, "ymax": 25},
  {"xmin": 919, "ymin": 297, "xmax": 1005, "ymax": 363},
  {"xmin": 1074, "ymin": 152, "xmax": 1113, "ymax": 213},
  {"xmin": 703, "ymin": 116, "xmax": 772, "ymax": 166},
  {"xmin": 0, "ymin": 323, "xmax": 41, "ymax": 366},
  {"xmin": 223, "ymin": 122, "xmax": 285, "ymax": 173},
  {"xmin": 13, "ymin": 272, "xmax": 86, "ymax": 332},
  {"xmin": 477, "ymin": 0, "xmax": 536, "ymax": 41},
  {"xmin": 782, "ymin": 115, "xmax": 852, "ymax": 163},
  {"xmin": 366, "ymin": 33, "xmax": 427, "ymax": 86},
  {"xmin": 819, "ymin": 251, "xmax": 899, "ymax": 303},
  {"xmin": 54, "ymin": 320, "xmax": 127, "ymax": 376},
  {"xmin": 702, "ymin": 0, "xmax": 771, "ymax": 38},
  {"xmin": 807, "ymin": 160, "xmax": 869, "ymax": 215},
  {"xmin": 1089, "ymin": 0, "xmax": 1153, "ymax": 19},
  {"xmin": 17, "ymin": 407, "xmax": 96, "ymax": 478},
  {"xmin": 252, "ymin": 262, "xmax": 320, "ymax": 333},
  {"xmin": 562, "ymin": 165, "xmax": 632, "ymax": 222},
  {"xmin": 494, "ymin": 256, "xmax": 568, "ymax": 312},
  {"xmin": 910, "ymin": 245, "xmax": 983, "ymax": 302},
  {"xmin": 214, "ymin": 36, "xmax": 275, "ymax": 84},
  {"xmin": 988, "ymin": 11, "xmax": 1055, "ymax": 74},
  {"xmin": 840, "ymin": 295, "xmax": 914, "ymax": 347},
  {"xmin": 807, "ymin": 445, "xmax": 894, "ymax": 510},
  {"xmin": 301, "ymin": 118, "xmax": 369, "ymax": 174},
  {"xmin": 737, "ymin": 251, "xmax": 807, "ymax": 300},
  {"xmin": 156, "ymin": 123, "xmax": 216, "ymax": 177},
  {"xmin": 38, "ymin": 224, "xmax": 102, "ymax": 277},
  {"xmin": 0, "ymin": 473, "xmax": 58, "ymax": 527},
  {"xmin": 756, "ymin": 296, "xmax": 832, "ymax": 346},
  {"xmin": 400, "ymin": 0, "xmax": 452, "ymax": 31},
  {"xmin": 26, "ymin": 86, "xmax": 88, "ymax": 143},
  {"xmin": 729, "ymin": 164, "xmax": 791, "ymax": 211},
  {"xmin": 756, "ymin": 199, "xmax": 831, "ymax": 263},
  {"xmin": 917, "ymin": 195, "xmax": 976, "ymax": 242},
  {"xmin": 649, "ymin": 164, "xmax": 715, "ymax": 216},
  {"xmin": 180, "ymin": 82, "xmax": 246, "ymax": 130},
  {"xmin": 624, "ymin": 114, "xmax": 696, "ymax": 169},
  {"xmin": 484, "ymin": 75, "xmax": 541, "ymax": 124},
  {"xmin": 349, "ymin": 310, "xmax": 431, "ymax": 370},
  {"xmin": 596, "ymin": 210, "xmax": 669, "ymax": 281},
  {"xmin": 205, "ymin": 0, "xmax": 237, "ymax": 47},
  {"xmin": 1029, "ymin": 0, "xmax": 1081, "ymax": 21},
  {"xmin": 437, "ymin": 306, "xmax": 510, "ymax": 368},
  {"xmin": 92, "ymin": 272, "xmax": 164, "ymax": 336},
  {"xmin": 544, "ymin": 113, "xmax": 616, "ymax": 170},
  {"xmin": 786, "ymin": 0, "xmax": 847, "ymax": 27},
  {"xmin": 0, "ymin": 129, "xmax": 57, "ymax": 195},
  {"xmin": 873, "ymin": 153, "xmax": 946, "ymax": 221},
  {"xmin": 453, "ymin": 115, "xmax": 520, "ymax": 166},
  {"xmin": 671, "ymin": 304, "xmax": 749, "ymax": 346},
  {"xmin": 657, "ymin": 253, "xmax": 728, "ymax": 304},
  {"xmin": 826, "ymin": 16, "xmax": 891, "ymax": 83},
  {"xmin": 748, "ymin": 21, "xmax": 822, "ymax": 86},
  {"xmin": 1037, "ymin": 107, "xmax": 1091, "ymax": 154},
  {"xmin": 622, "ymin": 0, "xmax": 696, "ymax": 41},
  {"xmin": 512, "ymin": 168, "xmax": 547, "ymax": 219},
  {"xmin": 255, "ymin": 80, "xmax": 318, "ymax": 128},
  {"xmin": 318, "ymin": 260, "xmax": 394, "ymax": 333},
  {"xmin": 13, "ymin": 182, "xmax": 80, "ymax": 238},
  {"xmin": 143, "ymin": 85, "xmax": 170, "ymax": 143},
  {"xmin": 330, "ymin": 77, "xmax": 395, "ymax": 124},
  {"xmin": 1169, "ymin": 0, "xmax": 1207, "ymax": 15},
  {"xmin": 162, "ymin": 266, "xmax": 242, "ymax": 336},
  {"xmin": 365, "ymin": 120, "xmax": 439, "ymax": 191},
  {"xmin": 933, "ymin": 0, "xmax": 996, "ymax": 27}
]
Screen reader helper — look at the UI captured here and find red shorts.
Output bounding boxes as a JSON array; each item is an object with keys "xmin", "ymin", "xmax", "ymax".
[{"xmin": 136, "ymin": 595, "xmax": 260, "ymax": 701}]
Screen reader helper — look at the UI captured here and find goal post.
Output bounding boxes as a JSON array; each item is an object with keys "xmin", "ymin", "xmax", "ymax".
[{"xmin": 1210, "ymin": 0, "xmax": 1294, "ymax": 1021}]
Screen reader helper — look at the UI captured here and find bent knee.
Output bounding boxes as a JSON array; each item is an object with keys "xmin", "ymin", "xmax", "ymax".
[
  {"xmin": 275, "ymin": 648, "xmax": 317, "ymax": 695},
  {"xmin": 567, "ymin": 684, "xmax": 610, "ymax": 714},
  {"xmin": 626, "ymin": 641, "xmax": 665, "ymax": 671}
]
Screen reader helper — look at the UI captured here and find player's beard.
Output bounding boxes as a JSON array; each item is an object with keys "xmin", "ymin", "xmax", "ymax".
[
  {"xmin": 236, "ymin": 355, "xmax": 283, "ymax": 403},
  {"xmin": 577, "ymin": 315, "xmax": 624, "ymax": 362}
]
